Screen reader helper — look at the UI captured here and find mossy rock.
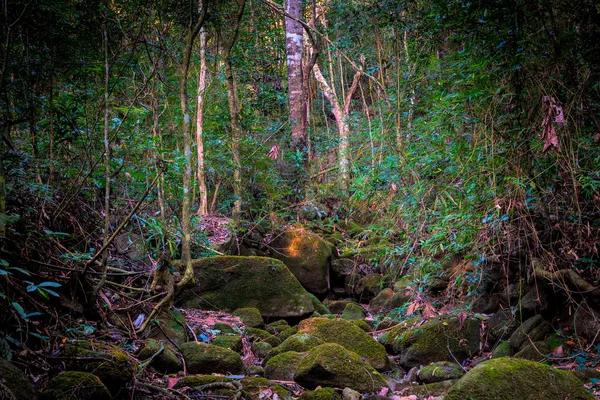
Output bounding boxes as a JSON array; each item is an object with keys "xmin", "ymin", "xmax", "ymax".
[
  {"xmin": 173, "ymin": 374, "xmax": 232, "ymax": 389},
  {"xmin": 298, "ymin": 318, "xmax": 390, "ymax": 371},
  {"xmin": 40, "ymin": 371, "xmax": 110, "ymax": 400},
  {"xmin": 268, "ymin": 226, "xmax": 335, "ymax": 295},
  {"xmin": 445, "ymin": 358, "xmax": 594, "ymax": 400},
  {"xmin": 252, "ymin": 341, "xmax": 273, "ymax": 358},
  {"xmin": 233, "ymin": 307, "xmax": 264, "ymax": 328},
  {"xmin": 393, "ymin": 275, "xmax": 413, "ymax": 292},
  {"xmin": 378, "ymin": 316, "xmax": 423, "ymax": 347},
  {"xmin": 331, "ymin": 258, "xmax": 356, "ymax": 276},
  {"xmin": 309, "ymin": 293, "xmax": 330, "ymax": 315},
  {"xmin": 385, "ymin": 292, "xmax": 411, "ymax": 310},
  {"xmin": 265, "ymin": 319, "xmax": 290, "ymax": 335},
  {"xmin": 264, "ymin": 333, "xmax": 324, "ymax": 363},
  {"xmin": 341, "ymin": 303, "xmax": 366, "ymax": 321},
  {"xmin": 239, "ymin": 376, "xmax": 291, "ymax": 400},
  {"xmin": 294, "ymin": 343, "xmax": 388, "ymax": 393},
  {"xmin": 324, "ymin": 300, "xmax": 354, "ymax": 315},
  {"xmin": 368, "ymin": 288, "xmax": 394, "ymax": 314},
  {"xmin": 62, "ymin": 340, "xmax": 136, "ymax": 393},
  {"xmin": 400, "ymin": 379, "xmax": 457, "ymax": 398},
  {"xmin": 213, "ymin": 322, "xmax": 236, "ymax": 334},
  {"xmin": 492, "ymin": 341, "xmax": 512, "ymax": 358},
  {"xmin": 148, "ymin": 310, "xmax": 189, "ymax": 345},
  {"xmin": 264, "ymin": 351, "xmax": 308, "ymax": 380},
  {"xmin": 351, "ymin": 319, "xmax": 373, "ymax": 332},
  {"xmin": 278, "ymin": 326, "xmax": 299, "ymax": 342},
  {"xmin": 355, "ymin": 273, "xmax": 386, "ymax": 300},
  {"xmin": 178, "ymin": 256, "xmax": 314, "ymax": 318},
  {"xmin": 212, "ymin": 335, "xmax": 243, "ymax": 353},
  {"xmin": 138, "ymin": 339, "xmax": 183, "ymax": 373},
  {"xmin": 180, "ymin": 342, "xmax": 244, "ymax": 375},
  {"xmin": 486, "ymin": 309, "xmax": 519, "ymax": 344},
  {"xmin": 298, "ymin": 387, "xmax": 341, "ymax": 400},
  {"xmin": 246, "ymin": 327, "xmax": 281, "ymax": 347},
  {"xmin": 514, "ymin": 341, "xmax": 550, "ymax": 362},
  {"xmin": 345, "ymin": 274, "xmax": 362, "ymax": 296},
  {"xmin": 247, "ymin": 365, "xmax": 264, "ymax": 376},
  {"xmin": 383, "ymin": 315, "xmax": 480, "ymax": 368},
  {"xmin": 573, "ymin": 368, "xmax": 600, "ymax": 384},
  {"xmin": 0, "ymin": 358, "xmax": 36, "ymax": 400},
  {"xmin": 509, "ymin": 315, "xmax": 552, "ymax": 351},
  {"xmin": 418, "ymin": 361, "xmax": 465, "ymax": 383}
]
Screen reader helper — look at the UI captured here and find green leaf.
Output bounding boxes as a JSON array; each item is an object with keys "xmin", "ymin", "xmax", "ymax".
[
  {"xmin": 42, "ymin": 289, "xmax": 60, "ymax": 297},
  {"xmin": 12, "ymin": 302, "xmax": 26, "ymax": 320},
  {"xmin": 37, "ymin": 281, "xmax": 62, "ymax": 288},
  {"xmin": 0, "ymin": 269, "xmax": 8, "ymax": 276},
  {"xmin": 0, "ymin": 259, "xmax": 8, "ymax": 267},
  {"xmin": 9, "ymin": 267, "xmax": 30, "ymax": 276}
]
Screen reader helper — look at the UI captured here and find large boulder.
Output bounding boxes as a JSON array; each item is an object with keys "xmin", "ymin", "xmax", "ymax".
[
  {"xmin": 264, "ymin": 333, "xmax": 324, "ymax": 363},
  {"xmin": 445, "ymin": 358, "xmax": 593, "ymax": 400},
  {"xmin": 61, "ymin": 341, "xmax": 136, "ymax": 394},
  {"xmin": 294, "ymin": 343, "xmax": 388, "ymax": 393},
  {"xmin": 0, "ymin": 358, "xmax": 36, "ymax": 400},
  {"xmin": 180, "ymin": 342, "xmax": 244, "ymax": 375},
  {"xmin": 178, "ymin": 256, "xmax": 314, "ymax": 318},
  {"xmin": 298, "ymin": 318, "xmax": 390, "ymax": 371},
  {"xmin": 381, "ymin": 315, "xmax": 480, "ymax": 368},
  {"xmin": 40, "ymin": 371, "xmax": 111, "ymax": 400},
  {"xmin": 268, "ymin": 227, "xmax": 335, "ymax": 295},
  {"xmin": 264, "ymin": 351, "xmax": 308, "ymax": 380}
]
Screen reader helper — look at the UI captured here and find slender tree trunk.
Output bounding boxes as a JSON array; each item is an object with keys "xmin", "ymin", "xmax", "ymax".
[
  {"xmin": 223, "ymin": 0, "xmax": 246, "ymax": 223},
  {"xmin": 196, "ymin": 7, "xmax": 209, "ymax": 216},
  {"xmin": 177, "ymin": 3, "xmax": 208, "ymax": 290},
  {"xmin": 0, "ymin": 150, "xmax": 5, "ymax": 239},
  {"xmin": 95, "ymin": 23, "xmax": 111, "ymax": 294},
  {"xmin": 48, "ymin": 77, "xmax": 55, "ymax": 185},
  {"xmin": 312, "ymin": 54, "xmax": 360, "ymax": 191},
  {"xmin": 284, "ymin": 0, "xmax": 307, "ymax": 186}
]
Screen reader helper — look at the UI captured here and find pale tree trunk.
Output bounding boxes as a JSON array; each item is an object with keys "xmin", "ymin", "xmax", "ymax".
[
  {"xmin": 284, "ymin": 0, "xmax": 307, "ymax": 180},
  {"xmin": 177, "ymin": 3, "xmax": 208, "ymax": 290},
  {"xmin": 95, "ymin": 24, "xmax": 111, "ymax": 294},
  {"xmin": 196, "ymin": 6, "xmax": 209, "ymax": 216},
  {"xmin": 223, "ymin": 0, "xmax": 246, "ymax": 224},
  {"xmin": 312, "ymin": 54, "xmax": 361, "ymax": 191}
]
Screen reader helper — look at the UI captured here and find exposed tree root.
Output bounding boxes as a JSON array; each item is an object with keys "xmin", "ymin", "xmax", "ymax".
[{"xmin": 532, "ymin": 259, "xmax": 600, "ymax": 296}]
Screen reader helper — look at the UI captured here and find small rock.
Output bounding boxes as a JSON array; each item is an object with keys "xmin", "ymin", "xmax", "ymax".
[
  {"xmin": 180, "ymin": 342, "xmax": 244, "ymax": 375},
  {"xmin": 233, "ymin": 307, "xmax": 264, "ymax": 328},
  {"xmin": 509, "ymin": 315, "xmax": 552, "ymax": 351},
  {"xmin": 40, "ymin": 371, "xmax": 111, "ymax": 400},
  {"xmin": 418, "ymin": 361, "xmax": 465, "ymax": 384},
  {"xmin": 342, "ymin": 387, "xmax": 362, "ymax": 400},
  {"xmin": 369, "ymin": 288, "xmax": 395, "ymax": 314},
  {"xmin": 342, "ymin": 303, "xmax": 366, "ymax": 321},
  {"xmin": 212, "ymin": 335, "xmax": 243, "ymax": 353},
  {"xmin": 0, "ymin": 359, "xmax": 36, "ymax": 400},
  {"xmin": 491, "ymin": 341, "xmax": 512, "ymax": 358},
  {"xmin": 252, "ymin": 341, "xmax": 273, "ymax": 358},
  {"xmin": 332, "ymin": 259, "xmax": 357, "ymax": 276},
  {"xmin": 514, "ymin": 341, "xmax": 550, "ymax": 362}
]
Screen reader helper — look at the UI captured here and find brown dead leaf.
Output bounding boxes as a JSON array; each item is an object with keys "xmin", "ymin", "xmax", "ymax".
[{"xmin": 167, "ymin": 377, "xmax": 179, "ymax": 389}]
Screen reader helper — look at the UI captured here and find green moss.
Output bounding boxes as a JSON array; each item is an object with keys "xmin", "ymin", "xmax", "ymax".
[
  {"xmin": 268, "ymin": 227, "xmax": 335, "ymax": 295},
  {"xmin": 178, "ymin": 256, "xmax": 314, "ymax": 318},
  {"xmin": 514, "ymin": 342, "xmax": 549, "ymax": 362},
  {"xmin": 356, "ymin": 273, "xmax": 386, "ymax": 298},
  {"xmin": 445, "ymin": 358, "xmax": 594, "ymax": 400},
  {"xmin": 299, "ymin": 387, "xmax": 341, "ymax": 400},
  {"xmin": 272, "ymin": 385, "xmax": 292, "ymax": 399},
  {"xmin": 325, "ymin": 300, "xmax": 353, "ymax": 314},
  {"xmin": 341, "ymin": 303, "xmax": 366, "ymax": 321},
  {"xmin": 138, "ymin": 339, "xmax": 182, "ymax": 373},
  {"xmin": 298, "ymin": 317, "xmax": 390, "ymax": 371},
  {"xmin": 212, "ymin": 335, "xmax": 243, "ymax": 353},
  {"xmin": 246, "ymin": 327, "xmax": 281, "ymax": 347},
  {"xmin": 277, "ymin": 326, "xmax": 299, "ymax": 342},
  {"xmin": 213, "ymin": 322, "xmax": 236, "ymax": 334},
  {"xmin": 252, "ymin": 341, "xmax": 273, "ymax": 358},
  {"xmin": 400, "ymin": 380, "xmax": 457, "ymax": 398},
  {"xmin": 418, "ymin": 361, "xmax": 465, "ymax": 383},
  {"xmin": 309, "ymin": 293, "xmax": 330, "ymax": 315},
  {"xmin": 265, "ymin": 319, "xmax": 290, "ymax": 335},
  {"xmin": 351, "ymin": 319, "xmax": 373, "ymax": 332},
  {"xmin": 173, "ymin": 374, "xmax": 232, "ymax": 389},
  {"xmin": 492, "ymin": 341, "xmax": 512, "ymax": 358},
  {"xmin": 383, "ymin": 315, "xmax": 480, "ymax": 368},
  {"xmin": 0, "ymin": 358, "xmax": 36, "ymax": 399},
  {"xmin": 294, "ymin": 343, "xmax": 388, "ymax": 393},
  {"xmin": 180, "ymin": 342, "xmax": 244, "ymax": 375},
  {"xmin": 63, "ymin": 340, "xmax": 136, "ymax": 393},
  {"xmin": 247, "ymin": 365, "xmax": 265, "ymax": 376},
  {"xmin": 264, "ymin": 351, "xmax": 307, "ymax": 380},
  {"xmin": 233, "ymin": 307, "xmax": 264, "ymax": 328},
  {"xmin": 264, "ymin": 333, "xmax": 323, "ymax": 363},
  {"xmin": 368, "ymin": 288, "xmax": 394, "ymax": 314},
  {"xmin": 573, "ymin": 368, "xmax": 600, "ymax": 384},
  {"xmin": 149, "ymin": 310, "xmax": 189, "ymax": 345},
  {"xmin": 40, "ymin": 371, "xmax": 111, "ymax": 400}
]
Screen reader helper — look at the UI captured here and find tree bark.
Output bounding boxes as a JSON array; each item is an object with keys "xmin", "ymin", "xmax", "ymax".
[
  {"xmin": 196, "ymin": 5, "xmax": 209, "ymax": 216},
  {"xmin": 223, "ymin": 0, "xmax": 246, "ymax": 224},
  {"xmin": 177, "ymin": 2, "xmax": 209, "ymax": 290},
  {"xmin": 285, "ymin": 0, "xmax": 307, "ymax": 183}
]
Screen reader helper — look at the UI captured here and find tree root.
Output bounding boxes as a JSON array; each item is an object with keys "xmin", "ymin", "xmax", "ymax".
[{"xmin": 532, "ymin": 259, "xmax": 600, "ymax": 296}]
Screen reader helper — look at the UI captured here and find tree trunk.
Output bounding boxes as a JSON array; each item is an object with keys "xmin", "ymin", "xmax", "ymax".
[
  {"xmin": 223, "ymin": 0, "xmax": 246, "ymax": 224},
  {"xmin": 284, "ymin": 0, "xmax": 307, "ymax": 186},
  {"xmin": 196, "ymin": 10, "xmax": 209, "ymax": 216},
  {"xmin": 177, "ymin": 3, "xmax": 208, "ymax": 290}
]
